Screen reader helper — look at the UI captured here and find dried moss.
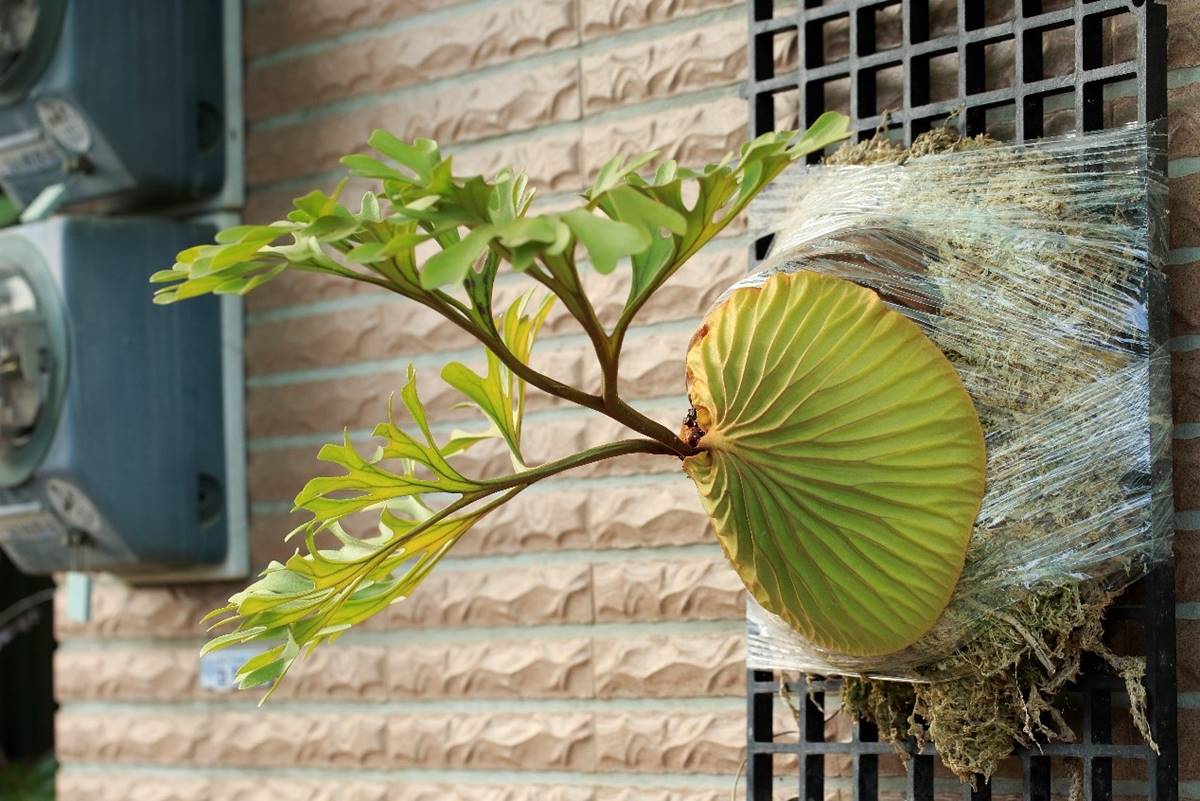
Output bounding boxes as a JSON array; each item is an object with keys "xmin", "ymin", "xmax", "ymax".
[{"xmin": 815, "ymin": 126, "xmax": 1155, "ymax": 783}]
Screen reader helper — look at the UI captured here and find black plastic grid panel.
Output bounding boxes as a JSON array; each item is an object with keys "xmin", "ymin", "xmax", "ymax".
[{"xmin": 744, "ymin": 2, "xmax": 1173, "ymax": 801}]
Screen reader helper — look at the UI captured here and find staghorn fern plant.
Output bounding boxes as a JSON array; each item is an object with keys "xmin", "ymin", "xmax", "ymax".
[{"xmin": 154, "ymin": 110, "xmax": 987, "ymax": 697}]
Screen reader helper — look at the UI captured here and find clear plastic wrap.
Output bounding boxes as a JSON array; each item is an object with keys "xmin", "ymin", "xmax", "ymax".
[{"xmin": 742, "ymin": 123, "xmax": 1171, "ymax": 679}]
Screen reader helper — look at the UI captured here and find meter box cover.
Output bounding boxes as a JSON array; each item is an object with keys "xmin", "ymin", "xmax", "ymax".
[{"xmin": 0, "ymin": 216, "xmax": 226, "ymax": 574}]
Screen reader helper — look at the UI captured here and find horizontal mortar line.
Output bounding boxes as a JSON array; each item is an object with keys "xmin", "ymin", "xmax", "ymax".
[
  {"xmin": 245, "ymin": 315, "xmax": 701, "ymax": 387},
  {"xmin": 56, "ymin": 619, "xmax": 746, "ymax": 652},
  {"xmin": 246, "ymin": 392, "xmax": 689, "ymax": 451},
  {"xmin": 249, "ymin": 469, "xmax": 691, "ymax": 517},
  {"xmin": 248, "ymin": 31, "xmax": 743, "ymax": 136},
  {"xmin": 1169, "ymin": 66, "xmax": 1200, "ymax": 90},
  {"xmin": 58, "ymin": 695, "xmax": 746, "ymax": 717},
  {"xmin": 1170, "ymin": 157, "xmax": 1200, "ymax": 179},
  {"xmin": 1178, "ymin": 692, "xmax": 1200, "ymax": 708},
  {"xmin": 246, "ymin": 4, "xmax": 745, "ymax": 123},
  {"xmin": 1176, "ymin": 602, "xmax": 1200, "ymax": 620},
  {"xmin": 1177, "ymin": 423, "xmax": 1200, "ymax": 439},
  {"xmin": 1169, "ymin": 248, "xmax": 1200, "ymax": 266},
  {"xmin": 1169, "ymin": 334, "xmax": 1200, "ymax": 353},
  {"xmin": 440, "ymin": 542, "xmax": 721, "ymax": 570},
  {"xmin": 245, "ymin": 0, "xmax": 509, "ymax": 69},
  {"xmin": 55, "ymin": 762, "xmax": 742, "ymax": 789},
  {"xmin": 246, "ymin": 82, "xmax": 741, "ymax": 193},
  {"xmin": 244, "ymin": 234, "xmax": 749, "ymax": 326},
  {"xmin": 1176, "ymin": 511, "xmax": 1200, "ymax": 530}
]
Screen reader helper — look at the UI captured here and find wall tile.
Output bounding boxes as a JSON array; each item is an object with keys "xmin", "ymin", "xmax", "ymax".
[
  {"xmin": 1170, "ymin": 1, "xmax": 1200, "ymax": 70},
  {"xmin": 593, "ymin": 709, "xmax": 744, "ymax": 773},
  {"xmin": 580, "ymin": 0, "xmax": 741, "ymax": 41},
  {"xmin": 244, "ymin": 0, "xmax": 470, "ymax": 58},
  {"xmin": 247, "ymin": 61, "xmax": 580, "ymax": 187},
  {"xmin": 385, "ymin": 712, "xmax": 595, "ymax": 770},
  {"xmin": 580, "ymin": 19, "xmax": 746, "ymax": 114},
  {"xmin": 246, "ymin": 0, "xmax": 578, "ymax": 123},
  {"xmin": 592, "ymin": 557, "xmax": 744, "ymax": 622},
  {"xmin": 56, "ymin": 713, "xmax": 213, "ymax": 765},
  {"xmin": 592, "ymin": 632, "xmax": 744, "ymax": 697},
  {"xmin": 367, "ymin": 561, "xmax": 593, "ymax": 629},
  {"xmin": 384, "ymin": 637, "xmax": 594, "ymax": 698}
]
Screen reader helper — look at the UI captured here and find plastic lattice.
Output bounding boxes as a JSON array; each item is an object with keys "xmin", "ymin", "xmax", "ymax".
[{"xmin": 743, "ymin": 2, "xmax": 1174, "ymax": 800}]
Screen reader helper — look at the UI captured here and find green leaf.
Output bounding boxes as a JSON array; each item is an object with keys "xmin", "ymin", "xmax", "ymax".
[
  {"xmin": 588, "ymin": 149, "xmax": 659, "ymax": 199},
  {"xmin": 562, "ymin": 208, "xmax": 649, "ymax": 274},
  {"xmin": 341, "ymin": 154, "xmax": 409, "ymax": 182},
  {"xmin": 605, "ymin": 185, "xmax": 687, "ymax": 236},
  {"xmin": 420, "ymin": 226, "xmax": 494, "ymax": 288},
  {"xmin": 304, "ymin": 210, "xmax": 361, "ymax": 243},
  {"xmin": 789, "ymin": 110, "xmax": 853, "ymax": 156},
  {"xmin": 368, "ymin": 130, "xmax": 439, "ymax": 181},
  {"xmin": 440, "ymin": 291, "xmax": 554, "ymax": 468},
  {"xmin": 682, "ymin": 271, "xmax": 986, "ymax": 656}
]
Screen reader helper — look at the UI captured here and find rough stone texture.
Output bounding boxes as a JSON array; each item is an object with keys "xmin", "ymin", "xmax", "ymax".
[
  {"xmin": 54, "ymin": 582, "xmax": 232, "ymax": 640},
  {"xmin": 1183, "ymin": 708, "xmax": 1200, "ymax": 780},
  {"xmin": 385, "ymin": 637, "xmax": 594, "ymax": 698},
  {"xmin": 366, "ymin": 561, "xmax": 594, "ymax": 630},
  {"xmin": 593, "ymin": 709, "xmax": 744, "ymax": 773},
  {"xmin": 452, "ymin": 130, "xmax": 586, "ymax": 193},
  {"xmin": 580, "ymin": 0, "xmax": 741, "ymax": 41},
  {"xmin": 55, "ymin": 775, "xmax": 609, "ymax": 801},
  {"xmin": 1178, "ymin": 529, "xmax": 1200, "ymax": 603},
  {"xmin": 246, "ymin": 0, "xmax": 579, "ymax": 123},
  {"xmin": 1172, "ymin": 263, "xmax": 1200, "ymax": 337},
  {"xmin": 1171, "ymin": 81, "xmax": 1200, "ymax": 161},
  {"xmin": 580, "ymin": 19, "xmax": 746, "ymax": 113},
  {"xmin": 208, "ymin": 712, "xmax": 390, "ymax": 767},
  {"xmin": 1172, "ymin": 174, "xmax": 1200, "ymax": 250},
  {"xmin": 56, "ymin": 773, "xmax": 212, "ymax": 801},
  {"xmin": 385, "ymin": 712, "xmax": 595, "ymax": 770},
  {"xmin": 54, "ymin": 649, "xmax": 199, "ymax": 701},
  {"xmin": 582, "ymin": 95, "xmax": 747, "ymax": 180},
  {"xmin": 591, "ymin": 632, "xmax": 745, "ymax": 697},
  {"xmin": 247, "ymin": 61, "xmax": 581, "ymax": 186},
  {"xmin": 244, "ymin": 0, "xmax": 472, "ymax": 58},
  {"xmin": 1174, "ymin": 349, "xmax": 1200, "ymax": 425},
  {"xmin": 1170, "ymin": 0, "xmax": 1200, "ymax": 70},
  {"xmin": 1177, "ymin": 437, "xmax": 1200, "ymax": 512},
  {"xmin": 592, "ymin": 557, "xmax": 745, "ymax": 621},
  {"xmin": 1180, "ymin": 619, "xmax": 1200, "ymax": 691},
  {"xmin": 56, "ymin": 713, "xmax": 214, "ymax": 764}
]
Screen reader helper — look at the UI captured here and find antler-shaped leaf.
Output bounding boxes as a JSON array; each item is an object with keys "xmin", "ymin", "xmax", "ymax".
[{"xmin": 441, "ymin": 291, "xmax": 555, "ymax": 469}]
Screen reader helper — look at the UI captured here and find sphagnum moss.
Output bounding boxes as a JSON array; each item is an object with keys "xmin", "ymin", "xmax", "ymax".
[{"xmin": 814, "ymin": 127, "xmax": 1155, "ymax": 783}]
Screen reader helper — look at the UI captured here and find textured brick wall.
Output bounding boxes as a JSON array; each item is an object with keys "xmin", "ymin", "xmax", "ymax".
[
  {"xmin": 50, "ymin": 2, "xmax": 1200, "ymax": 800},
  {"xmin": 1169, "ymin": 2, "xmax": 1200, "ymax": 798},
  {"xmin": 53, "ymin": 2, "xmax": 773, "ymax": 800}
]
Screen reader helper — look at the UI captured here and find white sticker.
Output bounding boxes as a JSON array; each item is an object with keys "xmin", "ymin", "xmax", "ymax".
[
  {"xmin": 35, "ymin": 99, "xmax": 91, "ymax": 154},
  {"xmin": 199, "ymin": 645, "xmax": 260, "ymax": 692},
  {"xmin": 0, "ymin": 128, "xmax": 58, "ymax": 176}
]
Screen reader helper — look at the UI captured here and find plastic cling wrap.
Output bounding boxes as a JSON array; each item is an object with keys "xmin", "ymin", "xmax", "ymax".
[{"xmin": 742, "ymin": 124, "xmax": 1171, "ymax": 680}]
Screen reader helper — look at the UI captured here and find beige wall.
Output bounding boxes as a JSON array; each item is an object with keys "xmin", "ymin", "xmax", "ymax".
[
  {"xmin": 48, "ymin": 1, "xmax": 1200, "ymax": 800},
  {"xmin": 54, "ymin": 1, "xmax": 772, "ymax": 799}
]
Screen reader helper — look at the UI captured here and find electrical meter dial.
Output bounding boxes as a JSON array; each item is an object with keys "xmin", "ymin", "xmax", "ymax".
[
  {"xmin": 0, "ymin": 0, "xmax": 63, "ymax": 105},
  {"xmin": 0, "ymin": 235, "xmax": 63, "ymax": 488}
]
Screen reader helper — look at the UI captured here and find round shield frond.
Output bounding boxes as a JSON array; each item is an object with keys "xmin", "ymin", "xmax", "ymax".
[{"xmin": 683, "ymin": 271, "xmax": 986, "ymax": 657}]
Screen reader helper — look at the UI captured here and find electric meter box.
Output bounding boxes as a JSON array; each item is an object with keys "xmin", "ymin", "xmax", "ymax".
[
  {"xmin": 0, "ymin": 0, "xmax": 225, "ymax": 210},
  {"xmin": 0, "ymin": 216, "xmax": 227, "ymax": 575}
]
